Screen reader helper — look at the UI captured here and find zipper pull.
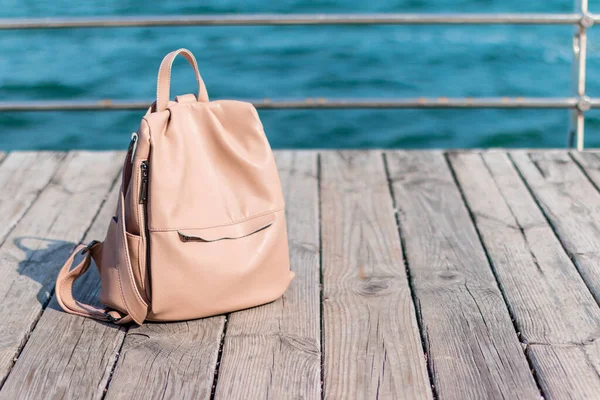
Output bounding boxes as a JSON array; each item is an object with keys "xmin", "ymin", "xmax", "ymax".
[
  {"xmin": 140, "ymin": 161, "xmax": 149, "ymax": 204},
  {"xmin": 129, "ymin": 132, "xmax": 138, "ymax": 164}
]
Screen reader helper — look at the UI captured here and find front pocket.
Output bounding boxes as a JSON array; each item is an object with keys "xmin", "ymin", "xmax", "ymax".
[
  {"xmin": 147, "ymin": 209, "xmax": 292, "ymax": 321},
  {"xmin": 125, "ymin": 232, "xmax": 148, "ymax": 300},
  {"xmin": 177, "ymin": 213, "xmax": 275, "ymax": 242},
  {"xmin": 99, "ymin": 218, "xmax": 124, "ymax": 312}
]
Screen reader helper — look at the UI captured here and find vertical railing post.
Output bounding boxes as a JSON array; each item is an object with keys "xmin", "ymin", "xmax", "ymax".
[{"xmin": 570, "ymin": 0, "xmax": 591, "ymax": 151}]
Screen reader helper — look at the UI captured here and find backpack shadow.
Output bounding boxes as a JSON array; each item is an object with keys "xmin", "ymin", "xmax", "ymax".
[{"xmin": 13, "ymin": 236, "xmax": 102, "ymax": 309}]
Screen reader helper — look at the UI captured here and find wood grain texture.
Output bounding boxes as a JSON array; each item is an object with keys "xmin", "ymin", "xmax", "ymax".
[
  {"xmin": 0, "ymin": 180, "xmax": 125, "ymax": 400},
  {"xmin": 510, "ymin": 150, "xmax": 600, "ymax": 397},
  {"xmin": 511, "ymin": 151, "xmax": 600, "ymax": 304},
  {"xmin": 527, "ymin": 343, "xmax": 600, "ymax": 399},
  {"xmin": 570, "ymin": 151, "xmax": 600, "ymax": 184},
  {"xmin": 449, "ymin": 151, "xmax": 600, "ymax": 398},
  {"xmin": 214, "ymin": 151, "xmax": 321, "ymax": 399},
  {"xmin": 320, "ymin": 151, "xmax": 432, "ymax": 400},
  {"xmin": 0, "ymin": 152, "xmax": 65, "ymax": 245},
  {"xmin": 104, "ymin": 318, "xmax": 225, "ymax": 400},
  {"xmin": 0, "ymin": 151, "xmax": 123, "ymax": 386},
  {"xmin": 3, "ymin": 149, "xmax": 599, "ymax": 399},
  {"xmin": 386, "ymin": 151, "xmax": 539, "ymax": 400}
]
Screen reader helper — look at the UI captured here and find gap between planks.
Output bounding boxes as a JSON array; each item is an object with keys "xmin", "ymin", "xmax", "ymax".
[{"xmin": 318, "ymin": 153, "xmax": 325, "ymax": 400}]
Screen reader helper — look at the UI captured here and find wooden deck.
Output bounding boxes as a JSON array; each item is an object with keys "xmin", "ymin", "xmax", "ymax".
[{"xmin": 0, "ymin": 150, "xmax": 600, "ymax": 399}]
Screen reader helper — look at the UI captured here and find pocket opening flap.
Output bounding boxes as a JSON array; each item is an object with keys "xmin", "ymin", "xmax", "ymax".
[{"xmin": 178, "ymin": 213, "xmax": 276, "ymax": 242}]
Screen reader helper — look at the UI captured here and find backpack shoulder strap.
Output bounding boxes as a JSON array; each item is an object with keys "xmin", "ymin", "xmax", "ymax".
[
  {"xmin": 55, "ymin": 189, "xmax": 149, "ymax": 325},
  {"xmin": 55, "ymin": 242, "xmax": 131, "ymax": 324}
]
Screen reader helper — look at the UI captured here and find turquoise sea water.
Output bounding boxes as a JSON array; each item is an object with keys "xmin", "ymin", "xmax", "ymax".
[{"xmin": 2, "ymin": 0, "xmax": 600, "ymax": 150}]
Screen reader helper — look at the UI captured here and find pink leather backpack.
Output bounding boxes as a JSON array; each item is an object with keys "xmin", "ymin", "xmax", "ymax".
[{"xmin": 55, "ymin": 48, "xmax": 294, "ymax": 325}]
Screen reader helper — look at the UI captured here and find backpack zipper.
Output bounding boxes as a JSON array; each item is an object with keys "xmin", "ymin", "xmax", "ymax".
[
  {"xmin": 140, "ymin": 161, "xmax": 149, "ymax": 204},
  {"xmin": 139, "ymin": 160, "xmax": 151, "ymax": 298}
]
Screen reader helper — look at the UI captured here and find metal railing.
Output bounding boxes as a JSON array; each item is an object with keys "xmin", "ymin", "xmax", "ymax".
[{"xmin": 0, "ymin": 3, "xmax": 595, "ymax": 149}]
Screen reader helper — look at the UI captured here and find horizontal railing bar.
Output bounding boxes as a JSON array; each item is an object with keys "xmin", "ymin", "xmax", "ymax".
[
  {"xmin": 0, "ymin": 14, "xmax": 589, "ymax": 29},
  {"xmin": 0, "ymin": 98, "xmax": 583, "ymax": 111},
  {"xmin": 586, "ymin": 98, "xmax": 600, "ymax": 107}
]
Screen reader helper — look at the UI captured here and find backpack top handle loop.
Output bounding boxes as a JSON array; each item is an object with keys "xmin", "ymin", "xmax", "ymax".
[{"xmin": 156, "ymin": 48, "xmax": 209, "ymax": 112}]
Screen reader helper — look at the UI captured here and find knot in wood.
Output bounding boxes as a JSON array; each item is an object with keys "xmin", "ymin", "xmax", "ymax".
[{"xmin": 355, "ymin": 277, "xmax": 392, "ymax": 297}]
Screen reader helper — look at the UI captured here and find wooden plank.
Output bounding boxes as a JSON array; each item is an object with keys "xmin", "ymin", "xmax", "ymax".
[
  {"xmin": 104, "ymin": 317, "xmax": 224, "ymax": 399},
  {"xmin": 510, "ymin": 150, "xmax": 600, "ymax": 397},
  {"xmin": 527, "ymin": 342, "xmax": 600, "ymax": 399},
  {"xmin": 214, "ymin": 151, "xmax": 321, "ymax": 399},
  {"xmin": 320, "ymin": 151, "xmax": 432, "ymax": 399},
  {"xmin": 386, "ymin": 151, "xmax": 539, "ymax": 399},
  {"xmin": 0, "ymin": 180, "xmax": 125, "ymax": 400},
  {"xmin": 0, "ymin": 152, "xmax": 65, "ymax": 245},
  {"xmin": 511, "ymin": 151, "xmax": 600, "ymax": 302},
  {"xmin": 570, "ymin": 151, "xmax": 600, "ymax": 184},
  {"xmin": 448, "ymin": 151, "xmax": 600, "ymax": 398},
  {"xmin": 0, "ymin": 151, "xmax": 123, "ymax": 387}
]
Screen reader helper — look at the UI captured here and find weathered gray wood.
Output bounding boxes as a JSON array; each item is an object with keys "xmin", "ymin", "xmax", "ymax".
[
  {"xmin": 320, "ymin": 151, "xmax": 432, "ymax": 399},
  {"xmin": 104, "ymin": 318, "xmax": 225, "ymax": 400},
  {"xmin": 214, "ymin": 151, "xmax": 321, "ymax": 399},
  {"xmin": 3, "ymin": 149, "xmax": 600, "ymax": 399},
  {"xmin": 386, "ymin": 151, "xmax": 539, "ymax": 399},
  {"xmin": 570, "ymin": 151, "xmax": 600, "ymax": 184},
  {"xmin": 509, "ymin": 150, "xmax": 600, "ymax": 397},
  {"xmin": 527, "ymin": 342, "xmax": 600, "ymax": 399},
  {"xmin": 511, "ymin": 151, "xmax": 600, "ymax": 304},
  {"xmin": 0, "ymin": 180, "xmax": 125, "ymax": 400},
  {"xmin": 0, "ymin": 152, "xmax": 65, "ymax": 245},
  {"xmin": 449, "ymin": 151, "xmax": 600, "ymax": 398},
  {"xmin": 0, "ymin": 151, "xmax": 123, "ymax": 387}
]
